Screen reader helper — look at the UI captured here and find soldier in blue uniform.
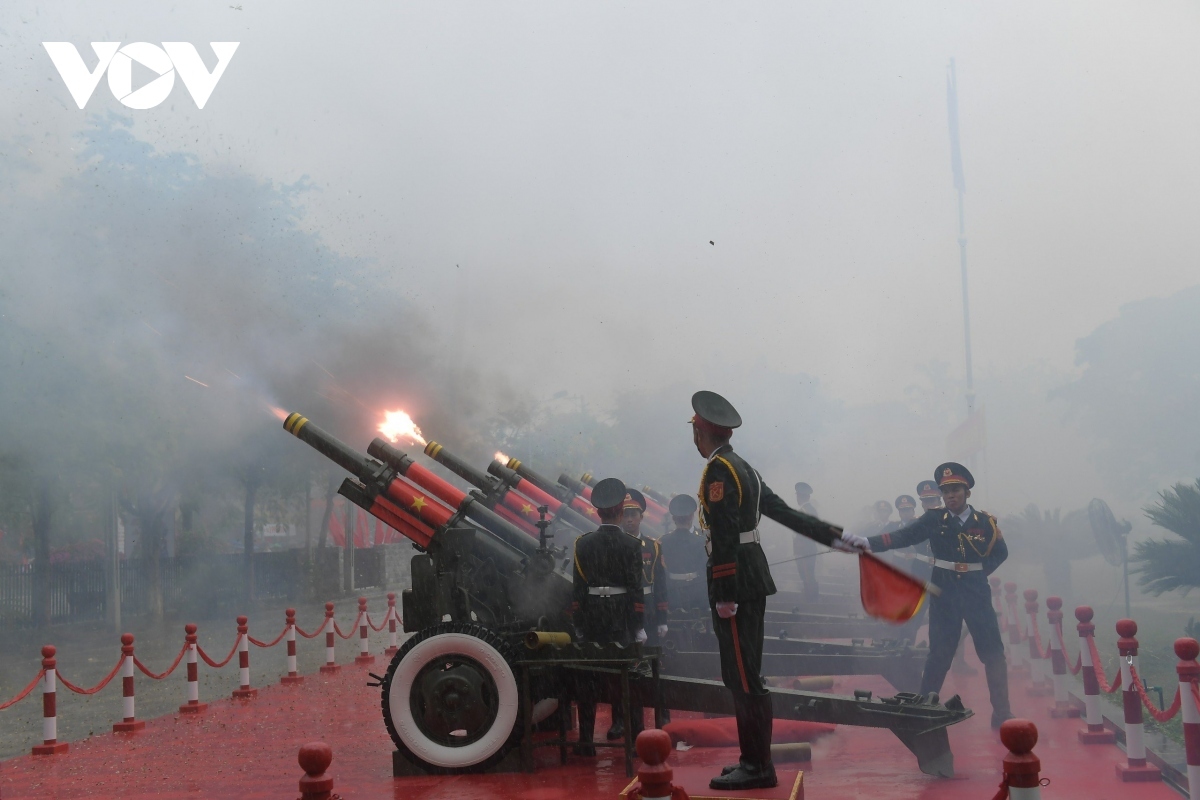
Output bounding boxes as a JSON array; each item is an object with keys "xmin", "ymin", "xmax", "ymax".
[
  {"xmin": 659, "ymin": 494, "xmax": 708, "ymax": 611},
  {"xmin": 570, "ymin": 478, "xmax": 647, "ymax": 755},
  {"xmin": 690, "ymin": 391, "xmax": 868, "ymax": 790},
  {"xmin": 866, "ymin": 463, "xmax": 1014, "ymax": 728}
]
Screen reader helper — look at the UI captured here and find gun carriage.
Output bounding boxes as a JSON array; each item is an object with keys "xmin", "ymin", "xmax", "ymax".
[{"xmin": 282, "ymin": 412, "xmax": 971, "ymax": 778}]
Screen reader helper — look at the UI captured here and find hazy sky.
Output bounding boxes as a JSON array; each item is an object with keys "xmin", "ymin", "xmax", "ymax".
[{"xmin": 3, "ymin": 2, "xmax": 1199, "ymax": 517}]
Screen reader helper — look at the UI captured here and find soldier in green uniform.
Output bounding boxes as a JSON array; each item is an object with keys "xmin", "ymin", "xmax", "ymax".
[
  {"xmin": 690, "ymin": 391, "xmax": 868, "ymax": 790},
  {"xmin": 607, "ymin": 488, "xmax": 669, "ymax": 739},
  {"xmin": 570, "ymin": 477, "xmax": 647, "ymax": 755},
  {"xmin": 791, "ymin": 483, "xmax": 821, "ymax": 602},
  {"xmin": 659, "ymin": 494, "xmax": 708, "ymax": 611},
  {"xmin": 866, "ymin": 463, "xmax": 1013, "ymax": 728}
]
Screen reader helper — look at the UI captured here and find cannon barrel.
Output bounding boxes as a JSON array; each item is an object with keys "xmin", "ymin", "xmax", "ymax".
[
  {"xmin": 562, "ymin": 472, "xmax": 668, "ymax": 527},
  {"xmin": 485, "ymin": 460, "xmax": 599, "ymax": 532},
  {"xmin": 500, "ymin": 458, "xmax": 599, "ymax": 521},
  {"xmin": 423, "ymin": 441, "xmax": 591, "ymax": 538},
  {"xmin": 365, "ymin": 438, "xmax": 541, "ymax": 558},
  {"xmin": 642, "ymin": 485, "xmax": 670, "ymax": 506}
]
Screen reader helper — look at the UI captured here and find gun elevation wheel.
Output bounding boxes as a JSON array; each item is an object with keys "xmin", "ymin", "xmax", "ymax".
[{"xmin": 381, "ymin": 623, "xmax": 521, "ymax": 773}]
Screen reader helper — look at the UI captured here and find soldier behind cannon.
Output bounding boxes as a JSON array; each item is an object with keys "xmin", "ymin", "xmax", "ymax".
[
  {"xmin": 570, "ymin": 477, "xmax": 647, "ymax": 756},
  {"xmin": 659, "ymin": 493, "xmax": 708, "ymax": 611}
]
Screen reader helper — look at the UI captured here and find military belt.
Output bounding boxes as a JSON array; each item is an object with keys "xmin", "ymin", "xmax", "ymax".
[
  {"xmin": 927, "ymin": 558, "xmax": 982, "ymax": 573},
  {"xmin": 587, "ymin": 586, "xmax": 628, "ymax": 596},
  {"xmin": 738, "ymin": 529, "xmax": 761, "ymax": 545},
  {"xmin": 667, "ymin": 572, "xmax": 698, "ymax": 581}
]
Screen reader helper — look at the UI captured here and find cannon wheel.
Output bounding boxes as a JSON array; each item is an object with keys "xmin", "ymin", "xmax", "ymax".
[{"xmin": 381, "ymin": 622, "xmax": 522, "ymax": 773}]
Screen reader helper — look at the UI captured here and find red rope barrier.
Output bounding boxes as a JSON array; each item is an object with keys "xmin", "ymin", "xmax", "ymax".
[
  {"xmin": 1028, "ymin": 616, "xmax": 1048, "ymax": 659},
  {"xmin": 1129, "ymin": 664, "xmax": 1181, "ymax": 723},
  {"xmin": 333, "ymin": 614, "xmax": 359, "ymax": 640},
  {"xmin": 133, "ymin": 644, "xmax": 187, "ymax": 680},
  {"xmin": 248, "ymin": 626, "xmax": 288, "ymax": 648},
  {"xmin": 1086, "ymin": 637, "xmax": 1123, "ymax": 694},
  {"xmin": 0, "ymin": 670, "xmax": 45, "ymax": 710},
  {"xmin": 1057, "ymin": 624, "xmax": 1083, "ymax": 675},
  {"xmin": 295, "ymin": 616, "xmax": 329, "ymax": 639},
  {"xmin": 366, "ymin": 612, "xmax": 390, "ymax": 632},
  {"xmin": 57, "ymin": 656, "xmax": 125, "ymax": 696},
  {"xmin": 197, "ymin": 636, "xmax": 241, "ymax": 669}
]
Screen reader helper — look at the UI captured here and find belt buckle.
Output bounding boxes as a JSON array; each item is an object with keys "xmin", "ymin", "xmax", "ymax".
[{"xmin": 954, "ymin": 562, "xmax": 969, "ymax": 573}]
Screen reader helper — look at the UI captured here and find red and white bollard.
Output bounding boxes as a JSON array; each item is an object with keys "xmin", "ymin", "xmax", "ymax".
[
  {"xmin": 232, "ymin": 615, "xmax": 258, "ymax": 700},
  {"xmin": 1114, "ymin": 619, "xmax": 1161, "ymax": 782},
  {"xmin": 1045, "ymin": 597, "xmax": 1080, "ymax": 719},
  {"xmin": 32, "ymin": 645, "xmax": 68, "ymax": 755},
  {"xmin": 320, "ymin": 602, "xmax": 340, "ymax": 675},
  {"xmin": 113, "ymin": 633, "xmax": 145, "ymax": 732},
  {"xmin": 1024, "ymin": 590, "xmax": 1052, "ymax": 697},
  {"xmin": 1006, "ymin": 582, "xmax": 1029, "ymax": 679},
  {"xmin": 179, "ymin": 623, "xmax": 207, "ymax": 714},
  {"xmin": 1176, "ymin": 637, "xmax": 1200, "ymax": 796},
  {"xmin": 998, "ymin": 719, "xmax": 1043, "ymax": 800},
  {"xmin": 385, "ymin": 592, "xmax": 399, "ymax": 656},
  {"xmin": 626, "ymin": 729, "xmax": 689, "ymax": 800},
  {"xmin": 282, "ymin": 608, "xmax": 304, "ymax": 685},
  {"xmin": 298, "ymin": 741, "xmax": 335, "ymax": 800},
  {"xmin": 1075, "ymin": 606, "xmax": 1114, "ymax": 744},
  {"xmin": 355, "ymin": 597, "xmax": 375, "ymax": 666}
]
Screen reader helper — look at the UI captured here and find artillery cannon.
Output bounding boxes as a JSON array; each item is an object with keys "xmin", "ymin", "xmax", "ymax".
[{"xmin": 282, "ymin": 413, "xmax": 972, "ymax": 778}]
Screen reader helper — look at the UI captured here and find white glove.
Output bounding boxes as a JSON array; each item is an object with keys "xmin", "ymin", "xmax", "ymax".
[
  {"xmin": 635, "ymin": 628, "xmax": 648, "ymax": 643},
  {"xmin": 833, "ymin": 532, "xmax": 870, "ymax": 553},
  {"xmin": 657, "ymin": 624, "xmax": 669, "ymax": 638},
  {"xmin": 716, "ymin": 601, "xmax": 738, "ymax": 619}
]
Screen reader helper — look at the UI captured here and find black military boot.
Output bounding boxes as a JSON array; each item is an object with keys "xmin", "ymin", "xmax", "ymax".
[
  {"xmin": 985, "ymin": 658, "xmax": 1014, "ymax": 730},
  {"xmin": 710, "ymin": 762, "xmax": 778, "ymax": 791}
]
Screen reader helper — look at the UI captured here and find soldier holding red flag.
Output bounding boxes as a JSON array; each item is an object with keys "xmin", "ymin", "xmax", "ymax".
[
  {"xmin": 689, "ymin": 390, "xmax": 868, "ymax": 791},
  {"xmin": 866, "ymin": 462, "xmax": 1013, "ymax": 729}
]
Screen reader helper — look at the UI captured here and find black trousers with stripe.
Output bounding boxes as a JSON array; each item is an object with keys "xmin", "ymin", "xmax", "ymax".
[{"xmin": 711, "ymin": 595, "xmax": 773, "ymax": 768}]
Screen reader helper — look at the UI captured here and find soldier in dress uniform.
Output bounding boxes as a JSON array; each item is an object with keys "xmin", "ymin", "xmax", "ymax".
[
  {"xmin": 659, "ymin": 494, "xmax": 708, "ymax": 611},
  {"xmin": 689, "ymin": 390, "xmax": 868, "ymax": 790},
  {"xmin": 912, "ymin": 481, "xmax": 976, "ymax": 674},
  {"xmin": 570, "ymin": 477, "xmax": 647, "ymax": 756},
  {"xmin": 866, "ymin": 463, "xmax": 1014, "ymax": 728},
  {"xmin": 607, "ymin": 488, "xmax": 669, "ymax": 739},
  {"xmin": 791, "ymin": 482, "xmax": 821, "ymax": 602},
  {"xmin": 917, "ymin": 480, "xmax": 943, "ymax": 512}
]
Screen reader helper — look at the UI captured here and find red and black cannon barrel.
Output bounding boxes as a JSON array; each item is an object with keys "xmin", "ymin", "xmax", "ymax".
[
  {"xmin": 563, "ymin": 472, "xmax": 668, "ymax": 528},
  {"xmin": 282, "ymin": 413, "xmax": 539, "ymax": 560},
  {"xmin": 421, "ymin": 441, "xmax": 577, "ymax": 537},
  {"xmin": 484, "ymin": 460, "xmax": 599, "ymax": 532},
  {"xmin": 364, "ymin": 437, "xmax": 544, "ymax": 554},
  {"xmin": 495, "ymin": 457, "xmax": 601, "ymax": 523}
]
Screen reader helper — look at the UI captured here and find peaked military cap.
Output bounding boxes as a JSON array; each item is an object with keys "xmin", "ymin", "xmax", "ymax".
[
  {"xmin": 895, "ymin": 495, "xmax": 917, "ymax": 510},
  {"xmin": 668, "ymin": 493, "xmax": 698, "ymax": 516},
  {"xmin": 873, "ymin": 500, "xmax": 892, "ymax": 514},
  {"xmin": 916, "ymin": 479, "xmax": 941, "ymax": 498},
  {"xmin": 690, "ymin": 390, "xmax": 742, "ymax": 429},
  {"xmin": 623, "ymin": 488, "xmax": 647, "ymax": 512},
  {"xmin": 794, "ymin": 482, "xmax": 813, "ymax": 495},
  {"xmin": 935, "ymin": 462, "xmax": 974, "ymax": 489},
  {"xmin": 591, "ymin": 477, "xmax": 627, "ymax": 510}
]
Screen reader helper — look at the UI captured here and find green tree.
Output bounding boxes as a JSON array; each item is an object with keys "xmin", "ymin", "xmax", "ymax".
[{"xmin": 1131, "ymin": 480, "xmax": 1200, "ymax": 595}]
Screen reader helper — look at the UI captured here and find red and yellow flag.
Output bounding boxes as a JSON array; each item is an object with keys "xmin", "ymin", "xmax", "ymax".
[{"xmin": 858, "ymin": 553, "xmax": 935, "ymax": 624}]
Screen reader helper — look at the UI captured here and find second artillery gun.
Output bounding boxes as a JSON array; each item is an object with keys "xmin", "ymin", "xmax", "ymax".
[{"xmin": 282, "ymin": 412, "xmax": 971, "ymax": 778}]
